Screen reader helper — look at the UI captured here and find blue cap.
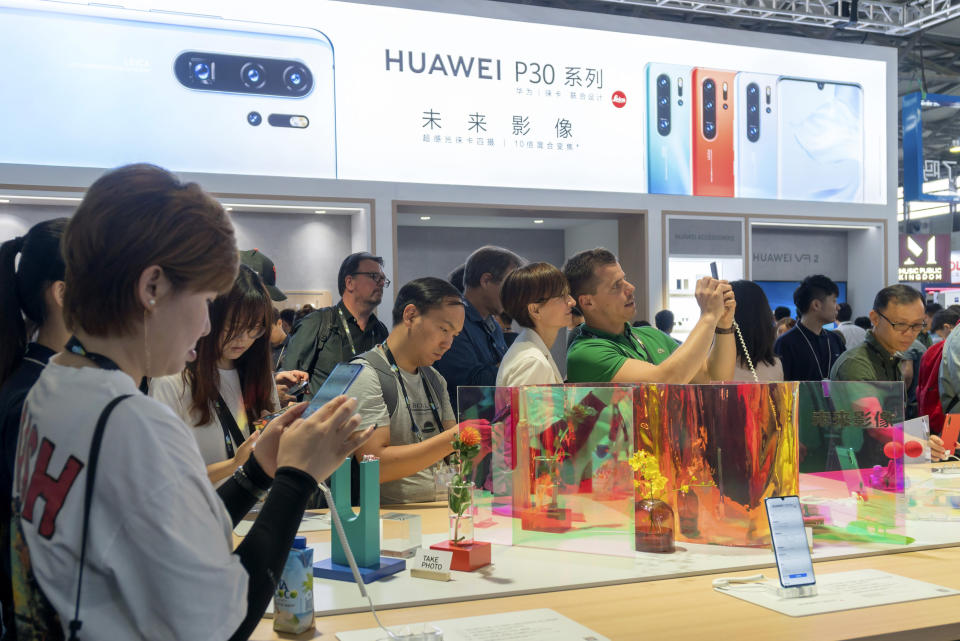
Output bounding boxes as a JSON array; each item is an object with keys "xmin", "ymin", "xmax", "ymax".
[{"xmin": 293, "ymin": 536, "xmax": 307, "ymax": 550}]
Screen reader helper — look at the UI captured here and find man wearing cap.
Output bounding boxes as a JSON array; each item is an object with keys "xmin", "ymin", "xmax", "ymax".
[
  {"xmin": 239, "ymin": 249, "xmax": 309, "ymax": 400},
  {"xmin": 281, "ymin": 252, "xmax": 390, "ymax": 395}
]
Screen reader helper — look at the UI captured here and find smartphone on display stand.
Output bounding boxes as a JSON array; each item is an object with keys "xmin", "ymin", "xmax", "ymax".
[
  {"xmin": 735, "ymin": 72, "xmax": 778, "ymax": 199},
  {"xmin": 0, "ymin": 1, "xmax": 337, "ymax": 178},
  {"xmin": 645, "ymin": 63, "xmax": 692, "ymax": 196},
  {"xmin": 301, "ymin": 362, "xmax": 364, "ymax": 420},
  {"xmin": 777, "ymin": 77, "xmax": 863, "ymax": 203},
  {"xmin": 765, "ymin": 496, "xmax": 816, "ymax": 588},
  {"xmin": 692, "ymin": 68, "xmax": 736, "ymax": 197}
]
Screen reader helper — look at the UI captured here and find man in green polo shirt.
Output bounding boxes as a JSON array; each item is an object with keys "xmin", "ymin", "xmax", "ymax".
[{"xmin": 564, "ymin": 248, "xmax": 736, "ymax": 384}]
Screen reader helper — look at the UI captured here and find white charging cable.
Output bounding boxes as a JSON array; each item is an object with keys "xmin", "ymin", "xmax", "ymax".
[{"xmin": 712, "ymin": 573, "xmax": 766, "ymax": 589}]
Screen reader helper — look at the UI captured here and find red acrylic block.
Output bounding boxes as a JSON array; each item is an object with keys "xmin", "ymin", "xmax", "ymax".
[
  {"xmin": 429, "ymin": 539, "xmax": 491, "ymax": 572},
  {"xmin": 519, "ymin": 507, "xmax": 573, "ymax": 533}
]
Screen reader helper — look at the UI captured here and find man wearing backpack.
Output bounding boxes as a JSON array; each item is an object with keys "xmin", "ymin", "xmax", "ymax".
[
  {"xmin": 919, "ymin": 308, "xmax": 960, "ymax": 441},
  {"xmin": 280, "ymin": 252, "xmax": 390, "ymax": 396},
  {"xmin": 349, "ymin": 277, "xmax": 488, "ymax": 504}
]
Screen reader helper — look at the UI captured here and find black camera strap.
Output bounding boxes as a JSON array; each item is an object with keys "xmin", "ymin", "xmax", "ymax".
[
  {"xmin": 214, "ymin": 393, "xmax": 247, "ymax": 460},
  {"xmin": 68, "ymin": 394, "xmax": 133, "ymax": 641}
]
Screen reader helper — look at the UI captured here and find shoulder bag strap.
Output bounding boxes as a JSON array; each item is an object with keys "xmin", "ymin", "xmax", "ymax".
[
  {"xmin": 214, "ymin": 393, "xmax": 246, "ymax": 459},
  {"xmin": 68, "ymin": 393, "xmax": 133, "ymax": 641}
]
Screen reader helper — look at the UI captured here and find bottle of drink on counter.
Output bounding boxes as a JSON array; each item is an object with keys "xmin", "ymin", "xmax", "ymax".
[{"xmin": 273, "ymin": 535, "xmax": 315, "ymax": 634}]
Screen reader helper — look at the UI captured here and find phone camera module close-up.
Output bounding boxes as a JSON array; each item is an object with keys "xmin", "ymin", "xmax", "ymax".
[
  {"xmin": 748, "ymin": 84, "xmax": 758, "ymax": 96},
  {"xmin": 704, "ymin": 121, "xmax": 716, "ymax": 137},
  {"xmin": 283, "ymin": 64, "xmax": 311, "ymax": 94},
  {"xmin": 658, "ymin": 75, "xmax": 668, "ymax": 88},
  {"xmin": 247, "ymin": 111, "xmax": 262, "ymax": 126},
  {"xmin": 189, "ymin": 58, "xmax": 214, "ymax": 86},
  {"xmin": 704, "ymin": 79, "xmax": 714, "ymax": 91},
  {"xmin": 241, "ymin": 62, "xmax": 266, "ymax": 89}
]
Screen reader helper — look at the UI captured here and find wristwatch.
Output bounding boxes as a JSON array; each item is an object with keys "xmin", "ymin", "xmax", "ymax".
[
  {"xmin": 233, "ymin": 464, "xmax": 269, "ymax": 500},
  {"xmin": 715, "ymin": 325, "xmax": 736, "ymax": 334}
]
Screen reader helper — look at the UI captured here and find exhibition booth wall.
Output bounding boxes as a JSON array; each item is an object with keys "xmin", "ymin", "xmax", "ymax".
[{"xmin": 0, "ymin": 0, "xmax": 899, "ymax": 324}]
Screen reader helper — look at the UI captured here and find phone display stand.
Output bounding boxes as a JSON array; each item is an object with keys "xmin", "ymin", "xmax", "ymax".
[
  {"xmin": 314, "ymin": 457, "xmax": 406, "ymax": 583},
  {"xmin": 767, "ymin": 583, "xmax": 818, "ymax": 599}
]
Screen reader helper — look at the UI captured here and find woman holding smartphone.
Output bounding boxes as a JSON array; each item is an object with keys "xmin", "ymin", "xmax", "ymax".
[
  {"xmin": 151, "ymin": 264, "xmax": 280, "ymax": 484},
  {"xmin": 12, "ymin": 164, "xmax": 372, "ymax": 640}
]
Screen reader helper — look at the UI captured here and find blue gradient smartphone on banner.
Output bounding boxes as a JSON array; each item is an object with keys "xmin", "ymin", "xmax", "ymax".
[
  {"xmin": 735, "ymin": 72, "xmax": 778, "ymax": 199},
  {"xmin": 777, "ymin": 78, "xmax": 863, "ymax": 202},
  {"xmin": 0, "ymin": 1, "xmax": 337, "ymax": 178},
  {"xmin": 646, "ymin": 63, "xmax": 692, "ymax": 195}
]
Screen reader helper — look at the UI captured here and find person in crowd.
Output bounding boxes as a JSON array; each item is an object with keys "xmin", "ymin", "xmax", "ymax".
[
  {"xmin": 774, "ymin": 275, "xmax": 845, "ymax": 381},
  {"xmin": 776, "ymin": 317, "xmax": 796, "ymax": 337},
  {"xmin": 151, "ymin": 265, "xmax": 280, "ymax": 485},
  {"xmin": 835, "ymin": 302, "xmax": 866, "ymax": 350},
  {"xmin": 448, "ymin": 264, "xmax": 465, "ymax": 294},
  {"xmin": 774, "ymin": 306, "xmax": 792, "ymax": 322},
  {"xmin": 632, "ymin": 319, "xmax": 652, "ymax": 328},
  {"xmin": 566, "ymin": 307, "xmax": 585, "ymax": 349},
  {"xmin": 350, "ymin": 277, "xmax": 477, "ymax": 503},
  {"xmin": 498, "ymin": 311, "xmax": 519, "ymax": 348},
  {"xmin": 564, "ymin": 248, "xmax": 736, "ymax": 384},
  {"xmin": 11, "ymin": 164, "xmax": 372, "ymax": 640},
  {"xmin": 831, "ymin": 285, "xmax": 922, "ymax": 383},
  {"xmin": 936, "ymin": 304, "xmax": 960, "ymax": 461},
  {"xmin": 281, "ymin": 252, "xmax": 390, "ymax": 395},
  {"xmin": 435, "ymin": 246, "xmax": 523, "ymax": 406},
  {"xmin": 270, "ymin": 307, "xmax": 288, "ymax": 371},
  {"xmin": 930, "ymin": 307, "xmax": 960, "ymax": 343},
  {"xmin": 919, "ymin": 302, "xmax": 944, "ymax": 349},
  {"xmin": 279, "ymin": 308, "xmax": 296, "ymax": 336},
  {"xmin": 0, "ymin": 218, "xmax": 68, "ymax": 639},
  {"xmin": 654, "ymin": 310, "xmax": 675, "ymax": 335},
  {"xmin": 854, "ymin": 316, "xmax": 872, "ymax": 330},
  {"xmin": 730, "ymin": 281, "xmax": 783, "ymax": 382},
  {"xmin": 830, "ymin": 285, "xmax": 943, "ymax": 459},
  {"xmin": 497, "ymin": 263, "xmax": 575, "ymax": 386}
]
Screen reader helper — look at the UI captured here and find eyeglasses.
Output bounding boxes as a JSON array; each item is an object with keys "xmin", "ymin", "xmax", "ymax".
[
  {"xmin": 875, "ymin": 310, "xmax": 927, "ymax": 334},
  {"xmin": 351, "ymin": 272, "xmax": 391, "ymax": 287},
  {"xmin": 228, "ymin": 325, "xmax": 266, "ymax": 340}
]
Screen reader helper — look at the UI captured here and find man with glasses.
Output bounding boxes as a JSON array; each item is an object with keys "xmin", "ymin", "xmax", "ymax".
[
  {"xmin": 830, "ymin": 285, "xmax": 924, "ymax": 383},
  {"xmin": 281, "ymin": 252, "xmax": 390, "ymax": 395}
]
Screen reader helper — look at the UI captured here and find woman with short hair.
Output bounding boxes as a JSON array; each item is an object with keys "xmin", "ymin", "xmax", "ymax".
[
  {"xmin": 11, "ymin": 164, "xmax": 372, "ymax": 640},
  {"xmin": 497, "ymin": 262, "xmax": 575, "ymax": 386}
]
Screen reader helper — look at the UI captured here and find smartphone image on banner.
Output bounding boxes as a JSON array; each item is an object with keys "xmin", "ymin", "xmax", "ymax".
[
  {"xmin": 777, "ymin": 77, "xmax": 863, "ymax": 203},
  {"xmin": 0, "ymin": 1, "xmax": 337, "ymax": 178},
  {"xmin": 646, "ymin": 63, "xmax": 692, "ymax": 196},
  {"xmin": 692, "ymin": 68, "xmax": 736, "ymax": 198},
  {"xmin": 735, "ymin": 72, "xmax": 778, "ymax": 199},
  {"xmin": 765, "ymin": 495, "xmax": 816, "ymax": 588},
  {"xmin": 301, "ymin": 363, "xmax": 364, "ymax": 420}
]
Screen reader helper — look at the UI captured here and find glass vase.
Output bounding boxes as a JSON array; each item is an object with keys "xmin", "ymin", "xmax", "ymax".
[
  {"xmin": 678, "ymin": 490, "xmax": 700, "ymax": 538},
  {"xmin": 635, "ymin": 498, "xmax": 675, "ymax": 553},
  {"xmin": 448, "ymin": 481, "xmax": 475, "ymax": 546},
  {"xmin": 532, "ymin": 455, "xmax": 561, "ymax": 510}
]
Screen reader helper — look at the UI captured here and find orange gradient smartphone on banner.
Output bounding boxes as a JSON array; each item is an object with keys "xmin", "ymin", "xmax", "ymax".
[{"xmin": 692, "ymin": 68, "xmax": 736, "ymax": 197}]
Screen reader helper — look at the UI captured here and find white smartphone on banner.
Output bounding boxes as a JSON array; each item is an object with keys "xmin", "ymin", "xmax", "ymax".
[
  {"xmin": 765, "ymin": 495, "xmax": 816, "ymax": 588},
  {"xmin": 0, "ymin": 1, "xmax": 337, "ymax": 178}
]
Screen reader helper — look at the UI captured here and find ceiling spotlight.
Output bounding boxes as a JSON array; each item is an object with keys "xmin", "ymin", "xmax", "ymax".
[
  {"xmin": 533, "ymin": 219, "xmax": 544, "ymax": 224},
  {"xmin": 315, "ymin": 209, "xmax": 326, "ymax": 214},
  {"xmin": 0, "ymin": 199, "xmax": 10, "ymax": 204},
  {"xmin": 420, "ymin": 216, "xmax": 432, "ymax": 221},
  {"xmin": 224, "ymin": 206, "xmax": 233, "ymax": 211},
  {"xmin": 951, "ymin": 138, "xmax": 960, "ymax": 154}
]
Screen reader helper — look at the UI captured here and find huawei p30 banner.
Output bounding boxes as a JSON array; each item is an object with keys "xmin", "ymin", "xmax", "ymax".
[{"xmin": 0, "ymin": 0, "xmax": 888, "ymax": 204}]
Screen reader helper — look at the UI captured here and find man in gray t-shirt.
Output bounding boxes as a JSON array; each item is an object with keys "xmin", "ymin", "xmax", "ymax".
[
  {"xmin": 352, "ymin": 345, "xmax": 455, "ymax": 503},
  {"xmin": 351, "ymin": 277, "xmax": 472, "ymax": 504}
]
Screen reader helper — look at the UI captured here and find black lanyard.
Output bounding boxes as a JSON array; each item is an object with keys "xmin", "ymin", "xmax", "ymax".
[
  {"xmin": 382, "ymin": 343, "xmax": 444, "ymax": 440},
  {"xmin": 337, "ymin": 306, "xmax": 358, "ymax": 357},
  {"xmin": 66, "ymin": 336, "xmax": 122, "ymax": 371},
  {"xmin": 212, "ymin": 392, "xmax": 246, "ymax": 459}
]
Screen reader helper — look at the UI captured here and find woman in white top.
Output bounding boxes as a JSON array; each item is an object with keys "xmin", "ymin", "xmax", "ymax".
[
  {"xmin": 497, "ymin": 262, "xmax": 576, "ymax": 386},
  {"xmin": 730, "ymin": 280, "xmax": 784, "ymax": 382},
  {"xmin": 152, "ymin": 264, "xmax": 280, "ymax": 484},
  {"xmin": 12, "ymin": 164, "xmax": 372, "ymax": 640}
]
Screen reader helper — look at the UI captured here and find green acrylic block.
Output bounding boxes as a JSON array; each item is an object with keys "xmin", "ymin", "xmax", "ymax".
[{"xmin": 330, "ymin": 457, "xmax": 380, "ymax": 569}]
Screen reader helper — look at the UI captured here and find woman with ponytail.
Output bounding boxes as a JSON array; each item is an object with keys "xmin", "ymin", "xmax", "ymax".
[{"xmin": 0, "ymin": 218, "xmax": 69, "ymax": 639}]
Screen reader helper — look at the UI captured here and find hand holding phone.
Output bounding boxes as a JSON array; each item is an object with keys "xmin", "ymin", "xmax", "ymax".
[
  {"xmin": 301, "ymin": 363, "xmax": 364, "ymax": 420},
  {"xmin": 286, "ymin": 378, "xmax": 309, "ymax": 397},
  {"xmin": 941, "ymin": 415, "xmax": 960, "ymax": 457}
]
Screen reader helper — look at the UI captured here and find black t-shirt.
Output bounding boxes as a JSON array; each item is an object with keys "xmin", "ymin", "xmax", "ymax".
[{"xmin": 774, "ymin": 323, "xmax": 845, "ymax": 381}]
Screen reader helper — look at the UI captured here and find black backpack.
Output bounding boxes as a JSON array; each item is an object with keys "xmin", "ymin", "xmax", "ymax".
[{"xmin": 351, "ymin": 348, "xmax": 445, "ymax": 420}]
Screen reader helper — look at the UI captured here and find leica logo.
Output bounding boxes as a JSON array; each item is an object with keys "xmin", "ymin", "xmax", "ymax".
[{"xmin": 611, "ymin": 91, "xmax": 627, "ymax": 107}]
